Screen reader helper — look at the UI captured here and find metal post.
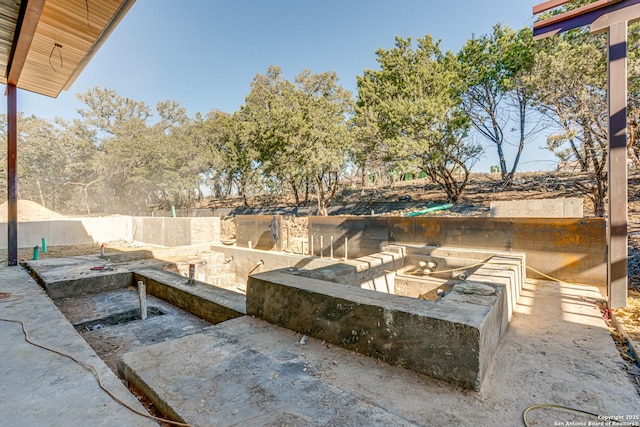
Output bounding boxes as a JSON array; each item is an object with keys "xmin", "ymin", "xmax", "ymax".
[
  {"xmin": 137, "ymin": 281, "xmax": 147, "ymax": 320},
  {"xmin": 330, "ymin": 236, "xmax": 334, "ymax": 259},
  {"xmin": 188, "ymin": 263, "xmax": 195, "ymax": 284},
  {"xmin": 344, "ymin": 237, "xmax": 348, "ymax": 260},
  {"xmin": 7, "ymin": 84, "xmax": 17, "ymax": 266},
  {"xmin": 311, "ymin": 235, "xmax": 314, "ymax": 257},
  {"xmin": 320, "ymin": 235, "xmax": 323, "ymax": 258},
  {"xmin": 608, "ymin": 21, "xmax": 629, "ymax": 308}
]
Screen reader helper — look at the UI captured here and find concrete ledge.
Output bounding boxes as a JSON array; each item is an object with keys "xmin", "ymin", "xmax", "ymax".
[
  {"xmin": 296, "ymin": 249, "xmax": 404, "ymax": 293},
  {"xmin": 490, "ymin": 197, "xmax": 583, "ymax": 218},
  {"xmin": 0, "ymin": 267, "xmax": 156, "ymax": 426},
  {"xmin": 117, "ymin": 317, "xmax": 422, "ymax": 426},
  {"xmin": 134, "ymin": 268, "xmax": 246, "ymax": 325},
  {"xmin": 23, "ymin": 257, "xmax": 136, "ymax": 299},
  {"xmin": 247, "ymin": 270, "xmax": 506, "ymax": 390}
]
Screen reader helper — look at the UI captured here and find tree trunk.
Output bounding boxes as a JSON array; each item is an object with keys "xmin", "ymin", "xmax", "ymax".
[
  {"xmin": 506, "ymin": 94, "xmax": 527, "ymax": 185},
  {"xmin": 291, "ymin": 180, "xmax": 300, "ymax": 206},
  {"xmin": 36, "ymin": 179, "xmax": 46, "ymax": 208}
]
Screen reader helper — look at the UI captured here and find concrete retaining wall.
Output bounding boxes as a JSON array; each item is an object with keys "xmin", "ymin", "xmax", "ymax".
[
  {"xmin": 308, "ymin": 217, "xmax": 389, "ymax": 258},
  {"xmin": 131, "ymin": 217, "xmax": 220, "ymax": 247},
  {"xmin": 490, "ymin": 197, "xmax": 583, "ymax": 218},
  {"xmin": 247, "ymin": 269, "xmax": 508, "ymax": 390},
  {"xmin": 235, "ymin": 215, "xmax": 282, "ymax": 251},
  {"xmin": 308, "ymin": 216, "xmax": 605, "ymax": 286},
  {"xmin": 0, "ymin": 216, "xmax": 220, "ymax": 249},
  {"xmin": 208, "ymin": 244, "xmax": 337, "ymax": 287},
  {"xmin": 134, "ymin": 268, "xmax": 245, "ymax": 325}
]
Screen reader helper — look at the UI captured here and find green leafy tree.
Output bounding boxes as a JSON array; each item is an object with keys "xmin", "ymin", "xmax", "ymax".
[
  {"xmin": 0, "ymin": 114, "xmax": 103, "ymax": 214},
  {"xmin": 532, "ymin": 32, "xmax": 609, "ymax": 215},
  {"xmin": 241, "ymin": 66, "xmax": 353, "ymax": 214},
  {"xmin": 458, "ymin": 25, "xmax": 536, "ymax": 185},
  {"xmin": 356, "ymin": 35, "xmax": 480, "ymax": 202},
  {"xmin": 194, "ymin": 110, "xmax": 261, "ymax": 206},
  {"xmin": 76, "ymin": 86, "xmax": 207, "ymax": 213}
]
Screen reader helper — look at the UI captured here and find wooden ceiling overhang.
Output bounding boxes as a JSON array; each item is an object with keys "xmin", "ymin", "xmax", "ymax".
[{"xmin": 0, "ymin": 0, "xmax": 135, "ymax": 98}]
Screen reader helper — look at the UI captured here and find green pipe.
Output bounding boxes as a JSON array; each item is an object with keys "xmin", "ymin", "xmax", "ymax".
[
  {"xmin": 33, "ymin": 245, "xmax": 39, "ymax": 260},
  {"xmin": 41, "ymin": 238, "xmax": 47, "ymax": 253},
  {"xmin": 171, "ymin": 206, "xmax": 176, "ymax": 218},
  {"xmin": 405, "ymin": 203, "xmax": 452, "ymax": 217}
]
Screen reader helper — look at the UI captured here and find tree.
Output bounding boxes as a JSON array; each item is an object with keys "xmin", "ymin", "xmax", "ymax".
[
  {"xmin": 241, "ymin": 66, "xmax": 353, "ymax": 214},
  {"xmin": 76, "ymin": 86, "xmax": 208, "ymax": 213},
  {"xmin": 295, "ymin": 69, "xmax": 354, "ymax": 215},
  {"xmin": 532, "ymin": 33, "xmax": 609, "ymax": 216},
  {"xmin": 0, "ymin": 114, "xmax": 103, "ymax": 214},
  {"xmin": 193, "ymin": 110, "xmax": 261, "ymax": 206},
  {"xmin": 625, "ymin": 22, "xmax": 640, "ymax": 170},
  {"xmin": 458, "ymin": 25, "xmax": 536, "ymax": 185},
  {"xmin": 356, "ymin": 35, "xmax": 481, "ymax": 202}
]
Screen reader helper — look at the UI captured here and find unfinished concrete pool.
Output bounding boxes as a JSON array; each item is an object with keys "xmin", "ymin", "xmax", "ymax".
[
  {"xmin": 24, "ymin": 242, "xmax": 524, "ymax": 393},
  {"xmin": 5, "ymin": 213, "xmax": 637, "ymax": 426}
]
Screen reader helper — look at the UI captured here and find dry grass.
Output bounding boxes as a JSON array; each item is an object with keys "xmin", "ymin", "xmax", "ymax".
[{"xmin": 614, "ymin": 290, "xmax": 640, "ymax": 342}]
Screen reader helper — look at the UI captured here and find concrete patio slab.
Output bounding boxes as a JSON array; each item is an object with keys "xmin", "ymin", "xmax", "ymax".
[
  {"xmin": 119, "ymin": 279, "xmax": 640, "ymax": 427},
  {"xmin": 0, "ymin": 266, "xmax": 156, "ymax": 426},
  {"xmin": 119, "ymin": 316, "xmax": 421, "ymax": 427}
]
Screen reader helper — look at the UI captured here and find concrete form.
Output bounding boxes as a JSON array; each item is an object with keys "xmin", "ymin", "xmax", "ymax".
[
  {"xmin": 55, "ymin": 288, "xmax": 214, "ymax": 372},
  {"xmin": 134, "ymin": 268, "xmax": 245, "ymax": 324},
  {"xmin": 7, "ymin": 242, "xmax": 639, "ymax": 425},
  {"xmin": 5, "ymin": 212, "xmax": 637, "ymax": 425},
  {"xmin": 24, "ymin": 255, "xmax": 245, "ymax": 325}
]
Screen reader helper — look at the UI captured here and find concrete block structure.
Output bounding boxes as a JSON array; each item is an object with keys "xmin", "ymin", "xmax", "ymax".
[{"xmin": 246, "ymin": 268, "xmax": 511, "ymax": 391}]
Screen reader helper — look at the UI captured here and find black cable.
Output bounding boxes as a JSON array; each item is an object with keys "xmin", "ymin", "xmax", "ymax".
[
  {"xmin": 48, "ymin": 43, "xmax": 63, "ymax": 72},
  {"xmin": 0, "ymin": 293, "xmax": 190, "ymax": 426},
  {"xmin": 85, "ymin": 0, "xmax": 92, "ymax": 32}
]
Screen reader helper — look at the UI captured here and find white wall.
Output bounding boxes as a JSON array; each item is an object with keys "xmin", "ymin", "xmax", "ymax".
[{"xmin": 0, "ymin": 216, "xmax": 219, "ymax": 249}]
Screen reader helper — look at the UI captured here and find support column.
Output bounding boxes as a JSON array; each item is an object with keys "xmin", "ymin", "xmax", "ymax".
[
  {"xmin": 607, "ymin": 21, "xmax": 629, "ymax": 308},
  {"xmin": 7, "ymin": 84, "xmax": 17, "ymax": 266}
]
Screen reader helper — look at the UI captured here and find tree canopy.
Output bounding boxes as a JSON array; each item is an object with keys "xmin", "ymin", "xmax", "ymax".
[{"xmin": 0, "ymin": 18, "xmax": 633, "ymax": 216}]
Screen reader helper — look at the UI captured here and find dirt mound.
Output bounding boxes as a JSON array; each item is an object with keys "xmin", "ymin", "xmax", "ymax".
[{"xmin": 0, "ymin": 200, "xmax": 64, "ymax": 222}]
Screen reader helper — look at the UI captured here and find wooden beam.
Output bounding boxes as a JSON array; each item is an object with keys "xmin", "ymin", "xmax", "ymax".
[
  {"xmin": 591, "ymin": 2, "xmax": 640, "ymax": 32},
  {"xmin": 533, "ymin": 0, "xmax": 575, "ymax": 15},
  {"xmin": 6, "ymin": 0, "xmax": 46, "ymax": 86},
  {"xmin": 607, "ymin": 21, "xmax": 629, "ymax": 308},
  {"xmin": 533, "ymin": 0, "xmax": 639, "ymax": 39},
  {"xmin": 534, "ymin": 0, "xmax": 622, "ymax": 29},
  {"xmin": 62, "ymin": 0, "xmax": 137, "ymax": 93}
]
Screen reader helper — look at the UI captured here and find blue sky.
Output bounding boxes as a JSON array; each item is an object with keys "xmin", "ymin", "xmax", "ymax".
[{"xmin": 3, "ymin": 0, "xmax": 554, "ymax": 171}]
